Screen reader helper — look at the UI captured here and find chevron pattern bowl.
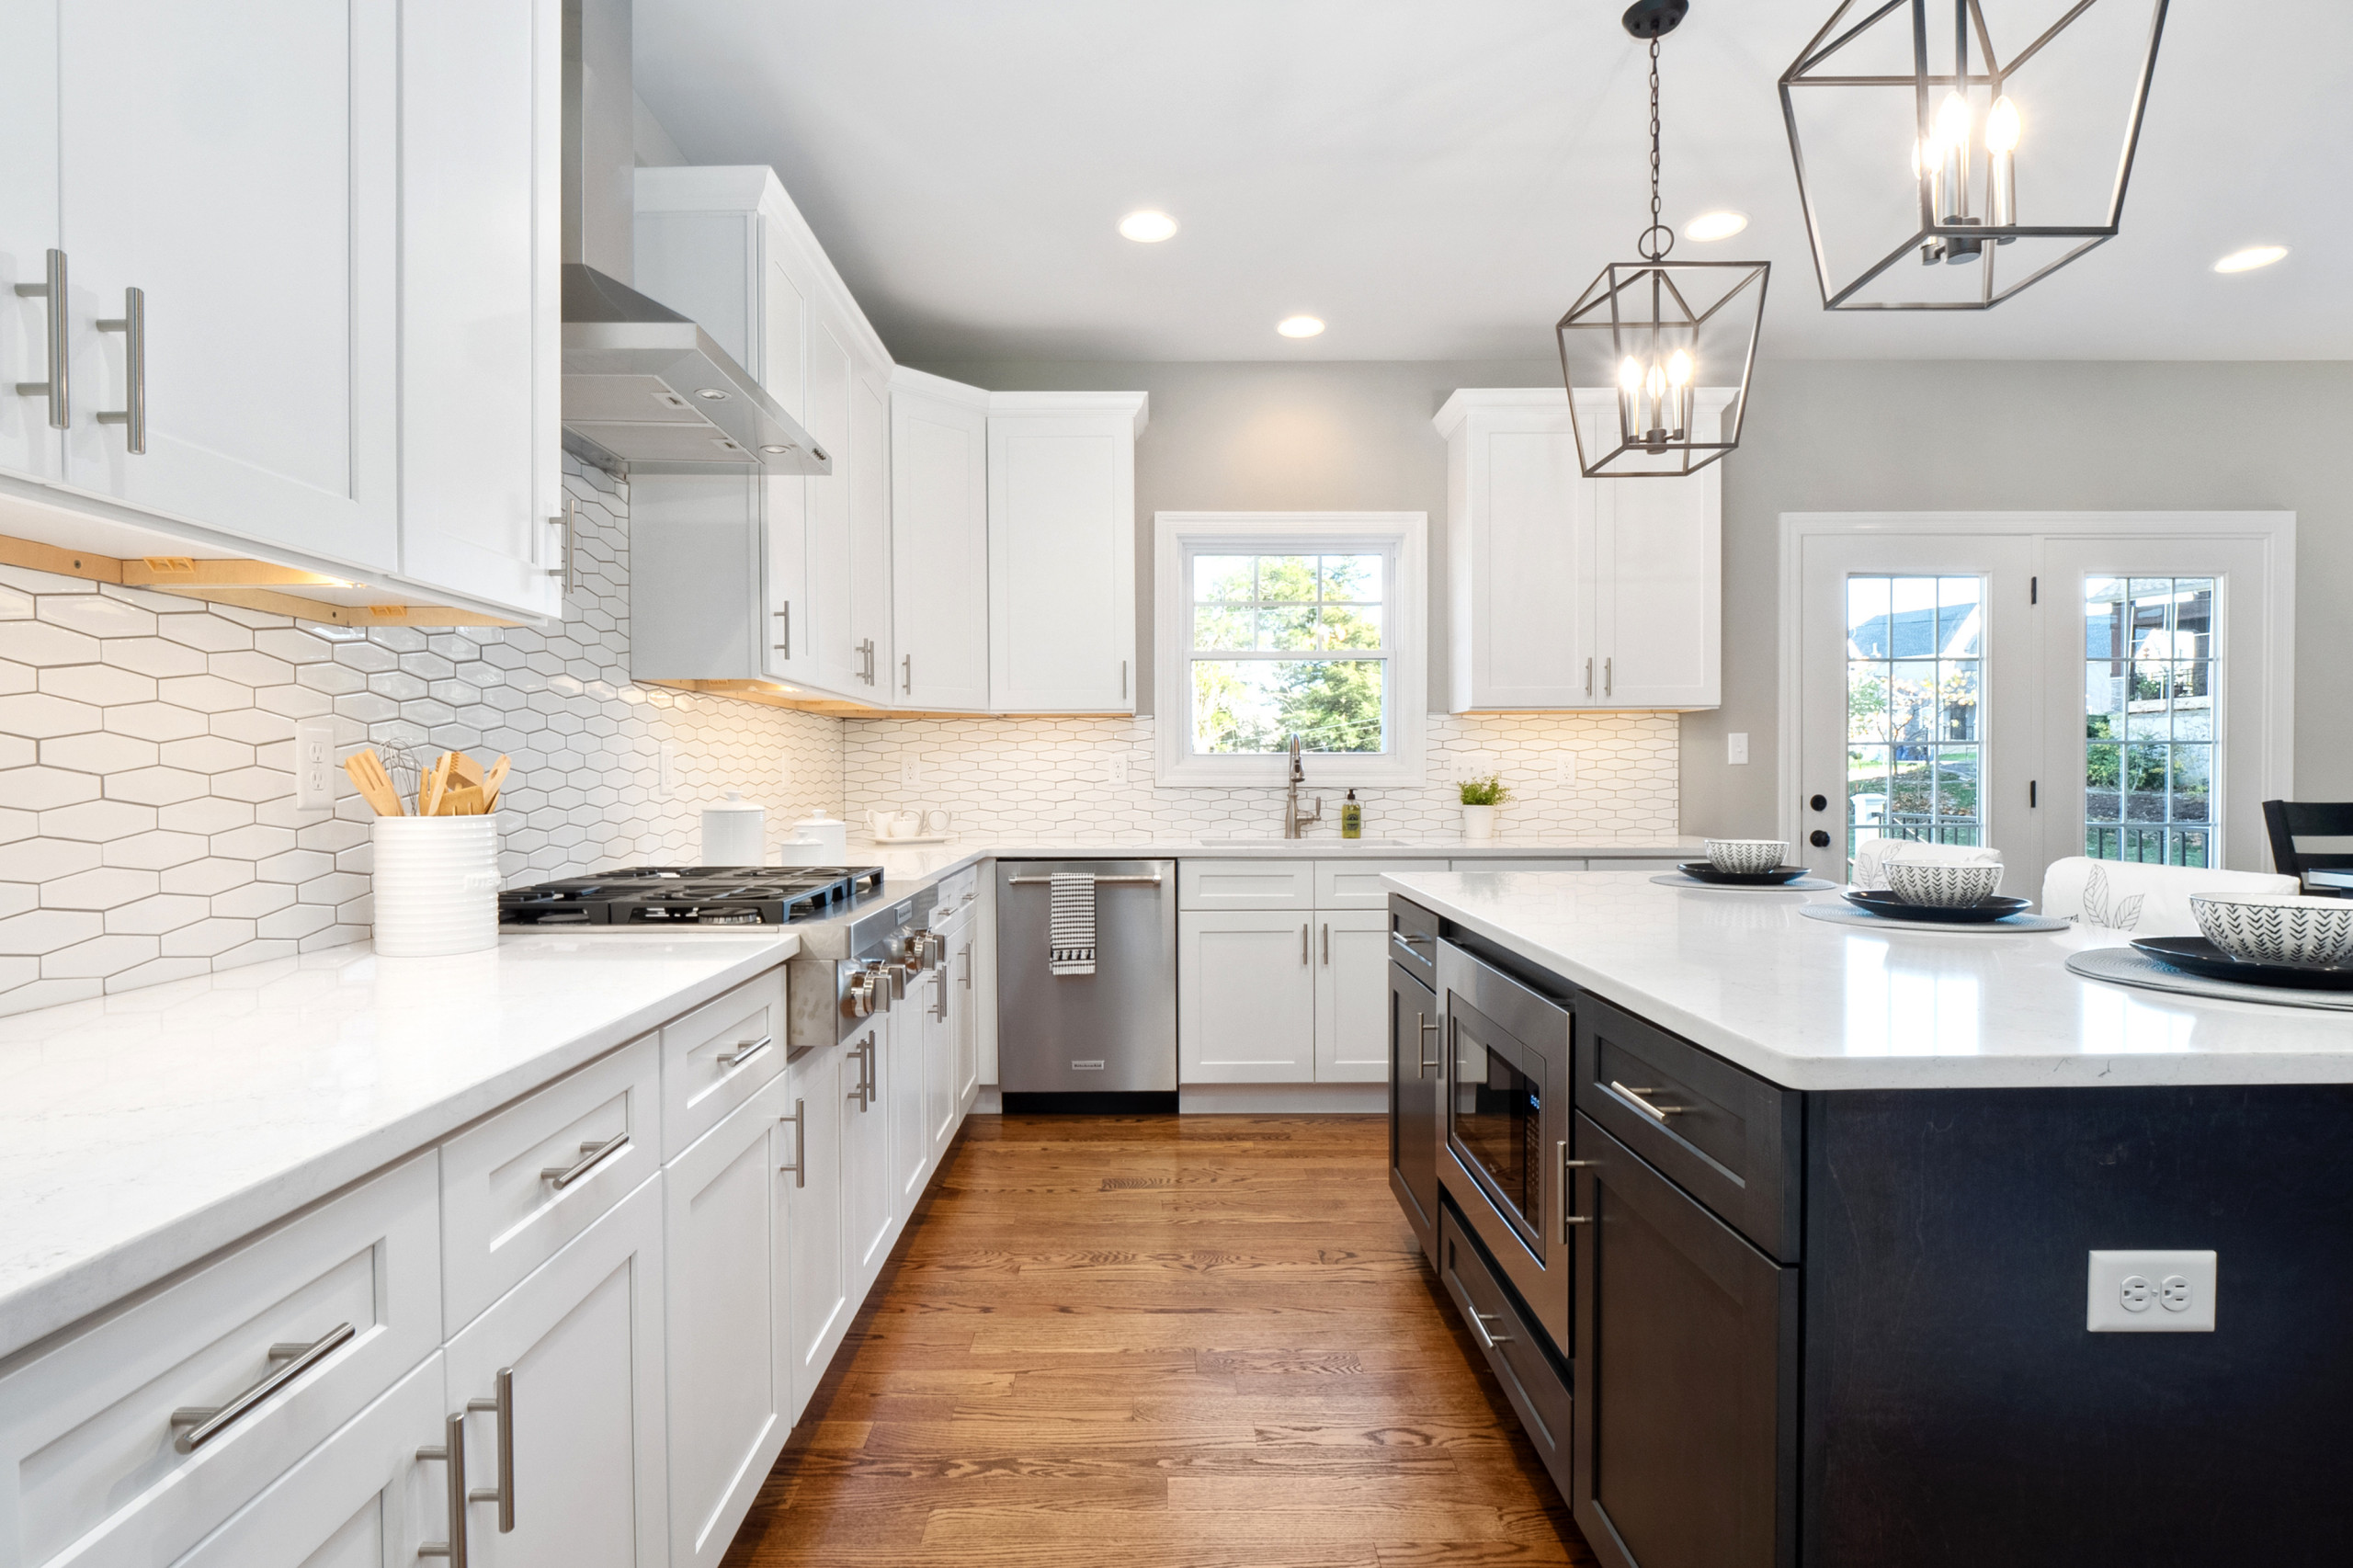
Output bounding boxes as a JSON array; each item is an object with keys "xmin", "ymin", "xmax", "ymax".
[
  {"xmin": 2189, "ymin": 893, "xmax": 2353, "ymax": 967},
  {"xmin": 1704, "ymin": 838, "xmax": 1790, "ymax": 875},
  {"xmin": 1882, "ymin": 859, "xmax": 2005, "ymax": 907}
]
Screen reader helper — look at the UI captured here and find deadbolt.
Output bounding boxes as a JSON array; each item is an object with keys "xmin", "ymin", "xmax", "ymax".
[{"xmin": 1809, "ymin": 794, "xmax": 1827, "ymax": 812}]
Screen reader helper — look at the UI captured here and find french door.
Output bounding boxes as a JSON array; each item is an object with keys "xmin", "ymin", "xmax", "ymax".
[{"xmin": 1792, "ymin": 517, "xmax": 2290, "ymax": 897}]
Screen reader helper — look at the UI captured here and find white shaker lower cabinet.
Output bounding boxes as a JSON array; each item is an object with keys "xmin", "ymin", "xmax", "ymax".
[
  {"xmin": 782, "ymin": 1043, "xmax": 850, "ymax": 1422},
  {"xmin": 663, "ymin": 1075, "xmax": 790, "ymax": 1568},
  {"xmin": 839, "ymin": 1013, "xmax": 895, "ymax": 1292},
  {"xmin": 168, "ymin": 1356, "xmax": 446, "ymax": 1568},
  {"xmin": 1177, "ymin": 911, "xmax": 1318, "ymax": 1083},
  {"xmin": 986, "ymin": 392, "xmax": 1148, "ymax": 712},
  {"xmin": 889, "ymin": 369, "xmax": 991, "ymax": 710},
  {"xmin": 1313, "ymin": 910, "xmax": 1392, "ymax": 1085},
  {"xmin": 442, "ymin": 1176, "xmax": 667, "ymax": 1568},
  {"xmin": 890, "ymin": 979, "xmax": 934, "ymax": 1217},
  {"xmin": 952, "ymin": 913, "xmax": 982, "ymax": 1115},
  {"xmin": 932, "ymin": 904, "xmax": 975, "ymax": 1158}
]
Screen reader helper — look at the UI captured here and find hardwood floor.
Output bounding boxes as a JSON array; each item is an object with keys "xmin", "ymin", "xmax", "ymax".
[{"xmin": 722, "ymin": 1114, "xmax": 1598, "ymax": 1568}]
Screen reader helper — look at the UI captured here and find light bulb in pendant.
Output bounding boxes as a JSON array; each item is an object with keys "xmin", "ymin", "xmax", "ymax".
[
  {"xmin": 1619, "ymin": 357, "xmax": 1643, "ymax": 394},
  {"xmin": 1666, "ymin": 349, "xmax": 1692, "ymax": 388},
  {"xmin": 1985, "ymin": 95, "xmax": 2020, "ymax": 154},
  {"xmin": 1984, "ymin": 94, "xmax": 2019, "ymax": 227},
  {"xmin": 1935, "ymin": 90, "xmax": 1971, "ymax": 153}
]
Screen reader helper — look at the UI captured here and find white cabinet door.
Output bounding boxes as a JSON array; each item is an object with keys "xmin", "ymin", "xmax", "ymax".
[
  {"xmin": 987, "ymin": 396, "xmax": 1144, "ymax": 711},
  {"xmin": 396, "ymin": 0, "xmax": 562, "ymax": 619},
  {"xmin": 0, "ymin": 0, "xmax": 61, "ymax": 483},
  {"xmin": 758, "ymin": 241, "xmax": 813, "ymax": 683},
  {"xmin": 849, "ymin": 370, "xmax": 893, "ymax": 705},
  {"xmin": 922, "ymin": 953, "xmax": 957, "ymax": 1162},
  {"xmin": 56, "ymin": 0, "xmax": 399, "ymax": 571},
  {"xmin": 1177, "ymin": 911, "xmax": 1317, "ymax": 1084},
  {"xmin": 446, "ymin": 1176, "xmax": 667, "ymax": 1568},
  {"xmin": 890, "ymin": 373, "xmax": 990, "ymax": 710},
  {"xmin": 169, "ymin": 1357, "xmax": 445, "ymax": 1568},
  {"xmin": 888, "ymin": 974, "xmax": 931, "ymax": 1216},
  {"xmin": 663, "ymin": 1077, "xmax": 787, "ymax": 1568},
  {"xmin": 1313, "ymin": 910, "xmax": 1392, "ymax": 1084},
  {"xmin": 1441, "ymin": 401, "xmax": 1596, "ymax": 711},
  {"xmin": 782, "ymin": 1042, "xmax": 848, "ymax": 1425},
  {"xmin": 838, "ymin": 1014, "xmax": 894, "ymax": 1292},
  {"xmin": 803, "ymin": 312, "xmax": 859, "ymax": 695},
  {"xmin": 1592, "ymin": 443, "xmax": 1719, "ymax": 709}
]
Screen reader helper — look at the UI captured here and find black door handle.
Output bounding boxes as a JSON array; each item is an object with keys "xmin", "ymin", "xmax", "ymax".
[{"xmin": 1809, "ymin": 830, "xmax": 1831, "ymax": 848}]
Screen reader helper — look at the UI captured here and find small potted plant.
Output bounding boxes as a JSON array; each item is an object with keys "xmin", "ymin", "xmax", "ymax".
[{"xmin": 1458, "ymin": 773, "xmax": 1511, "ymax": 841}]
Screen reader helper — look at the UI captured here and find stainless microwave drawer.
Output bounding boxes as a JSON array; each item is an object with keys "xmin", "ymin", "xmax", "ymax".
[{"xmin": 1574, "ymin": 994, "xmax": 1802, "ymax": 1263}]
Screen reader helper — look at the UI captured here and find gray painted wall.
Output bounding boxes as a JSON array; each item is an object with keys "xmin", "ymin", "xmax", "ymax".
[{"xmin": 920, "ymin": 357, "xmax": 2353, "ymax": 839}]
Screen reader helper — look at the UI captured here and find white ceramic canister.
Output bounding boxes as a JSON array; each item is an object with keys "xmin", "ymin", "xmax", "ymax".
[
  {"xmin": 371, "ymin": 816, "xmax": 501, "ymax": 957},
  {"xmin": 1461, "ymin": 804, "xmax": 1497, "ymax": 841},
  {"xmin": 778, "ymin": 810, "xmax": 849, "ymax": 866},
  {"xmin": 701, "ymin": 791, "xmax": 767, "ymax": 866}
]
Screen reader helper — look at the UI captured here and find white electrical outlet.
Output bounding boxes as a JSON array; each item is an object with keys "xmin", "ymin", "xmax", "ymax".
[
  {"xmin": 1727, "ymin": 732, "xmax": 1750, "ymax": 766},
  {"xmin": 2087, "ymin": 1249, "xmax": 2217, "ymax": 1332},
  {"xmin": 901, "ymin": 756, "xmax": 923, "ymax": 790},
  {"xmin": 658, "ymin": 742, "xmax": 676, "ymax": 799},
  {"xmin": 1108, "ymin": 754, "xmax": 1130, "ymax": 787},
  {"xmin": 294, "ymin": 720, "xmax": 336, "ymax": 810},
  {"xmin": 1552, "ymin": 752, "xmax": 1577, "ymax": 788}
]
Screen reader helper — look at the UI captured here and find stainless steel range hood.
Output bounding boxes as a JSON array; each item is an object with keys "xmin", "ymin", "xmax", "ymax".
[{"xmin": 559, "ymin": 0, "xmax": 828, "ymax": 477}]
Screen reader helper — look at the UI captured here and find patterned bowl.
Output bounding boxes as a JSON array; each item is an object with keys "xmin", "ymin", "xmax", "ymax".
[
  {"xmin": 1883, "ymin": 858, "xmax": 2005, "ymax": 908},
  {"xmin": 2189, "ymin": 893, "xmax": 2353, "ymax": 967},
  {"xmin": 1704, "ymin": 838, "xmax": 1789, "ymax": 875}
]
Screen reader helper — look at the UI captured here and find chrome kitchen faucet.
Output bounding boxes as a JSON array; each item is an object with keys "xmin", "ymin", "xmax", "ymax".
[{"xmin": 1284, "ymin": 734, "xmax": 1323, "ymax": 838}]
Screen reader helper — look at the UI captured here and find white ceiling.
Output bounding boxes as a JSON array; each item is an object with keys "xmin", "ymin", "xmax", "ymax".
[{"xmin": 633, "ymin": 1, "xmax": 2353, "ymax": 364}]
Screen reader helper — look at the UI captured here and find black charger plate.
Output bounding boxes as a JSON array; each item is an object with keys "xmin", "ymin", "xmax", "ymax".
[
  {"xmin": 2131, "ymin": 935, "xmax": 2353, "ymax": 991},
  {"xmin": 1678, "ymin": 861, "xmax": 1809, "ymax": 886},
  {"xmin": 1844, "ymin": 890, "xmax": 2031, "ymax": 925}
]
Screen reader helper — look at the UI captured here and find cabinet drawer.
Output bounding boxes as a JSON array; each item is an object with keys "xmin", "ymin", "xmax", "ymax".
[
  {"xmin": 1313, "ymin": 859, "xmax": 1427, "ymax": 910},
  {"xmin": 662, "ymin": 968, "xmax": 787, "ymax": 1157},
  {"xmin": 441, "ymin": 1034, "xmax": 660, "ymax": 1334},
  {"xmin": 1450, "ymin": 858, "xmax": 1587, "ymax": 872},
  {"xmin": 1574, "ymin": 994, "xmax": 1801, "ymax": 1262},
  {"xmin": 1178, "ymin": 859, "xmax": 1313, "ymax": 912},
  {"xmin": 934, "ymin": 866, "xmax": 979, "ymax": 910},
  {"xmin": 1438, "ymin": 1203, "xmax": 1570, "ymax": 1501},
  {"xmin": 0, "ymin": 1155, "xmax": 440, "ymax": 1568}
]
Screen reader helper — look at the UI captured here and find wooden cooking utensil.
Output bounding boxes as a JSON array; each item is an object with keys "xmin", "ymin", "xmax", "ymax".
[
  {"xmin": 438, "ymin": 784, "xmax": 486, "ymax": 817},
  {"xmin": 420, "ymin": 753, "xmax": 453, "ymax": 817},
  {"xmin": 481, "ymin": 756, "xmax": 511, "ymax": 811},
  {"xmin": 342, "ymin": 749, "xmax": 404, "ymax": 817},
  {"xmin": 446, "ymin": 751, "xmax": 484, "ymax": 790}
]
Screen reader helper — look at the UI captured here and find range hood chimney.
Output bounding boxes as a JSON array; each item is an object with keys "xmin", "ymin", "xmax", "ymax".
[{"xmin": 559, "ymin": 0, "xmax": 828, "ymax": 476}]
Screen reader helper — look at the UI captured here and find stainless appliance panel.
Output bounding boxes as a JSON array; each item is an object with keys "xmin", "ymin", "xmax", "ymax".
[
  {"xmin": 1438, "ymin": 937, "xmax": 1573, "ymax": 1357},
  {"xmin": 995, "ymin": 860, "xmax": 1176, "ymax": 1095}
]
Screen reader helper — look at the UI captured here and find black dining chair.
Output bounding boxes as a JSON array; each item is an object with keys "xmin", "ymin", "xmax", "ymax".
[{"xmin": 2261, "ymin": 800, "xmax": 2353, "ymax": 893}]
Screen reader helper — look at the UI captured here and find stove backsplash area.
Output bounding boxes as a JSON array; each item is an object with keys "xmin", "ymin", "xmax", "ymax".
[{"xmin": 0, "ymin": 456, "xmax": 843, "ymax": 1019}]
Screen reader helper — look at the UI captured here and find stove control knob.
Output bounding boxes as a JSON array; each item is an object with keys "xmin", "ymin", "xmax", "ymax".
[
  {"xmin": 843, "ymin": 970, "xmax": 877, "ymax": 1017},
  {"xmin": 867, "ymin": 958, "xmax": 901, "ymax": 1006},
  {"xmin": 895, "ymin": 929, "xmax": 932, "ymax": 972}
]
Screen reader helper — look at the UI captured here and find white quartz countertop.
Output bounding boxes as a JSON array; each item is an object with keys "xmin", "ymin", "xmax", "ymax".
[
  {"xmin": 0, "ymin": 930, "xmax": 795, "ymax": 1362},
  {"xmin": 1384, "ymin": 869, "xmax": 2353, "ymax": 1092}
]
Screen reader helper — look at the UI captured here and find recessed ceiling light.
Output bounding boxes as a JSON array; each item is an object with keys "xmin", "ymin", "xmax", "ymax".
[
  {"xmin": 2212, "ymin": 244, "xmax": 2289, "ymax": 274},
  {"xmin": 1119, "ymin": 210, "xmax": 1177, "ymax": 243},
  {"xmin": 1277, "ymin": 315, "xmax": 1325, "ymax": 338},
  {"xmin": 694, "ymin": 387, "xmax": 730, "ymax": 401},
  {"xmin": 1683, "ymin": 210, "xmax": 1749, "ymax": 243},
  {"xmin": 759, "ymin": 444, "xmax": 792, "ymax": 454}
]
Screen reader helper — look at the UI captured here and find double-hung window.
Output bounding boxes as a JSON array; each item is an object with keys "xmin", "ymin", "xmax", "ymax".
[{"xmin": 1154, "ymin": 513, "xmax": 1427, "ymax": 786}]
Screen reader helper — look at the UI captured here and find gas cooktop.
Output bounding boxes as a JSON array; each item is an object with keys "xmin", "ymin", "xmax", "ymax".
[{"xmin": 497, "ymin": 866, "xmax": 886, "ymax": 927}]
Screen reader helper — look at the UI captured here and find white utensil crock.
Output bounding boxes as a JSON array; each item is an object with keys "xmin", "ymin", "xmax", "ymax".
[{"xmin": 371, "ymin": 816, "xmax": 500, "ymax": 957}]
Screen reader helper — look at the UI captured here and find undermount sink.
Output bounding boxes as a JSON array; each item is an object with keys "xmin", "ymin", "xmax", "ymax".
[{"xmin": 1195, "ymin": 837, "xmax": 1416, "ymax": 848}]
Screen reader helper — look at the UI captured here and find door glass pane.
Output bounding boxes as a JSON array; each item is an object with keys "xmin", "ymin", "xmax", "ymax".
[
  {"xmin": 1846, "ymin": 575, "xmax": 1985, "ymax": 875},
  {"xmin": 2082, "ymin": 576, "xmax": 2215, "ymax": 866}
]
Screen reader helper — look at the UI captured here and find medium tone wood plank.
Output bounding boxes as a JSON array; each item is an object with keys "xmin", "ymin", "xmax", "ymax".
[{"xmin": 717, "ymin": 1114, "xmax": 1597, "ymax": 1568}]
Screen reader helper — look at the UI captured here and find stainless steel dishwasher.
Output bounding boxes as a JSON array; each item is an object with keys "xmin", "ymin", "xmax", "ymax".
[{"xmin": 995, "ymin": 858, "xmax": 1176, "ymax": 1111}]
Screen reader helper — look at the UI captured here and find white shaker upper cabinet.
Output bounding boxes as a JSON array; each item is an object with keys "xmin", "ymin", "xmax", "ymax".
[
  {"xmin": 890, "ymin": 369, "xmax": 990, "ymax": 711},
  {"xmin": 0, "ymin": 0, "xmax": 62, "ymax": 483},
  {"xmin": 1436, "ymin": 388, "xmax": 1722, "ymax": 711},
  {"xmin": 987, "ymin": 392, "xmax": 1147, "ymax": 712},
  {"xmin": 398, "ymin": 0, "xmax": 563, "ymax": 620},
  {"xmin": 53, "ymin": 0, "xmax": 400, "ymax": 572},
  {"xmin": 848, "ymin": 370, "xmax": 894, "ymax": 704}
]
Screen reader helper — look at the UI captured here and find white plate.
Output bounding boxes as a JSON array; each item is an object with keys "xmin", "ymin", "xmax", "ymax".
[{"xmin": 870, "ymin": 834, "xmax": 953, "ymax": 846}]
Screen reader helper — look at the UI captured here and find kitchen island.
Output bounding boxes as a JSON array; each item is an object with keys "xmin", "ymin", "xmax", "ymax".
[{"xmin": 1381, "ymin": 869, "xmax": 2353, "ymax": 1568}]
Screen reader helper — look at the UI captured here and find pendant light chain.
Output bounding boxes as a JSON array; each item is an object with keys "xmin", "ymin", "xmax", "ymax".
[{"xmin": 1639, "ymin": 37, "xmax": 1671, "ymax": 261}]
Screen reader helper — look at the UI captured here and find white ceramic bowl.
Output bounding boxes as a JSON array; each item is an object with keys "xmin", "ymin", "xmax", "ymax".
[
  {"xmin": 2189, "ymin": 893, "xmax": 2353, "ymax": 968},
  {"xmin": 1883, "ymin": 858, "xmax": 2004, "ymax": 907},
  {"xmin": 1704, "ymin": 838, "xmax": 1789, "ymax": 875}
]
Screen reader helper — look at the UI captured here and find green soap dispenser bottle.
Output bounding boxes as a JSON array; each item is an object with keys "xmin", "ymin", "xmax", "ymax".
[{"xmin": 1340, "ymin": 789, "xmax": 1362, "ymax": 838}]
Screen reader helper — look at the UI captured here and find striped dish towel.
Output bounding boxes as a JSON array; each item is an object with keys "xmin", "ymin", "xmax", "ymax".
[{"xmin": 1049, "ymin": 872, "xmax": 1097, "ymax": 976}]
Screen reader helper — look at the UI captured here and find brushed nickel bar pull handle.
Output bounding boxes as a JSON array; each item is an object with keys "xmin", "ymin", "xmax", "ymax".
[
  {"xmin": 1561, "ymin": 1142, "xmax": 1598, "ymax": 1241},
  {"xmin": 1609, "ymin": 1082, "xmax": 1687, "ymax": 1120},
  {"xmin": 94, "ymin": 286, "xmax": 144, "ymax": 451},
  {"xmin": 170, "ymin": 1321, "xmax": 356, "ymax": 1453},
  {"xmin": 1005, "ymin": 874, "xmax": 1163, "ymax": 886},
  {"xmin": 1471, "ymin": 1310, "xmax": 1514, "ymax": 1347},
  {"xmin": 1585, "ymin": 656, "xmax": 1593, "ymax": 698},
  {"xmin": 545, "ymin": 496, "xmax": 574, "ymax": 591},
  {"xmin": 1416, "ymin": 1012, "xmax": 1440, "ymax": 1075},
  {"xmin": 772, "ymin": 603, "xmax": 790, "ymax": 656},
  {"xmin": 902, "ymin": 653, "xmax": 912, "ymax": 694},
  {"xmin": 1120, "ymin": 659, "xmax": 1127, "ymax": 701},
  {"xmin": 416, "ymin": 1411, "xmax": 468, "ymax": 1565},
  {"xmin": 464, "ymin": 1367, "xmax": 515, "ymax": 1532},
  {"xmin": 720, "ymin": 1033, "xmax": 772, "ymax": 1067},
  {"xmin": 14, "ymin": 248, "xmax": 66, "ymax": 427},
  {"xmin": 931, "ymin": 970, "xmax": 949, "ymax": 1020},
  {"xmin": 958, "ymin": 944, "xmax": 972, "ymax": 988},
  {"xmin": 541, "ymin": 1132, "xmax": 629, "ymax": 1188},
  {"xmin": 779, "ymin": 1097, "xmax": 805, "ymax": 1186},
  {"xmin": 1604, "ymin": 657, "xmax": 1612, "ymax": 699},
  {"xmin": 1301, "ymin": 923, "xmax": 1310, "ymax": 965},
  {"xmin": 1321, "ymin": 922, "xmax": 1329, "ymax": 965}
]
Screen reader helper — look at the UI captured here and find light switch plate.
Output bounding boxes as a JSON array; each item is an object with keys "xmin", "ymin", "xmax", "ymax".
[
  {"xmin": 1727, "ymin": 732, "xmax": 1749, "ymax": 766},
  {"xmin": 2087, "ymin": 1249, "xmax": 2217, "ymax": 1332},
  {"xmin": 294, "ymin": 720, "xmax": 335, "ymax": 810}
]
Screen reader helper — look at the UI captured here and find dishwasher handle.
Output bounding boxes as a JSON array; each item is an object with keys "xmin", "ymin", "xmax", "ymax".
[{"xmin": 1005, "ymin": 874, "xmax": 1163, "ymax": 886}]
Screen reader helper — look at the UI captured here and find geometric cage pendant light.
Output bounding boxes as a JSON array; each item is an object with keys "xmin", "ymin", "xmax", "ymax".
[
  {"xmin": 1779, "ymin": 0, "xmax": 2170, "ymax": 311},
  {"xmin": 1557, "ymin": 1, "xmax": 1769, "ymax": 478}
]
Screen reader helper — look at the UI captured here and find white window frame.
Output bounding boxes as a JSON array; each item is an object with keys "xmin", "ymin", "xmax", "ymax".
[{"xmin": 1154, "ymin": 511, "xmax": 1428, "ymax": 788}]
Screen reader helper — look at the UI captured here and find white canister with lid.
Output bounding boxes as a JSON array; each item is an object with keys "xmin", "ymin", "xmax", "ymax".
[
  {"xmin": 701, "ymin": 791, "xmax": 767, "ymax": 866},
  {"xmin": 777, "ymin": 810, "xmax": 849, "ymax": 866}
]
